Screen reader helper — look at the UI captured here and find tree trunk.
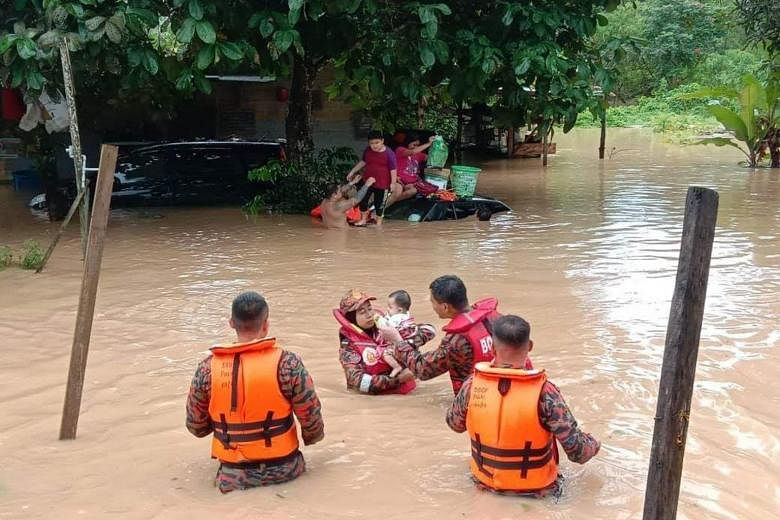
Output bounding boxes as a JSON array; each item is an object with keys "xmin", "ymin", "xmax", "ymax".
[
  {"xmin": 769, "ymin": 130, "xmax": 779, "ymax": 168},
  {"xmin": 285, "ymin": 54, "xmax": 317, "ymax": 160},
  {"xmin": 417, "ymin": 98, "xmax": 425, "ymax": 129},
  {"xmin": 542, "ymin": 120, "xmax": 549, "ymax": 167},
  {"xmin": 599, "ymin": 112, "xmax": 607, "ymax": 159},
  {"xmin": 455, "ymin": 101, "xmax": 464, "ymax": 163}
]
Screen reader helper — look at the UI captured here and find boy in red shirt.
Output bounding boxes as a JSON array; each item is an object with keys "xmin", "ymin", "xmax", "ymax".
[{"xmin": 346, "ymin": 130, "xmax": 397, "ymax": 226}]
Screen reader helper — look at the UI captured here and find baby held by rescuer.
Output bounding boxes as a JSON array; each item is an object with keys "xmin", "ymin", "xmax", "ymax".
[{"xmin": 374, "ymin": 290, "xmax": 423, "ymax": 377}]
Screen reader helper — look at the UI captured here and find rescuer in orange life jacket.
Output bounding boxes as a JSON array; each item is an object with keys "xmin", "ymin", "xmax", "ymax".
[
  {"xmin": 185, "ymin": 291, "xmax": 325, "ymax": 493},
  {"xmin": 445, "ymin": 314, "xmax": 600, "ymax": 496}
]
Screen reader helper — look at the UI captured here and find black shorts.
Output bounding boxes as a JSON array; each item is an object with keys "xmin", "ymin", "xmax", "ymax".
[{"xmin": 358, "ymin": 187, "xmax": 388, "ymax": 213}]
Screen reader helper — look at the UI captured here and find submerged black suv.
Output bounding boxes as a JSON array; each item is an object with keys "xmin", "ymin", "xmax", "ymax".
[{"xmin": 53, "ymin": 140, "xmax": 284, "ymax": 210}]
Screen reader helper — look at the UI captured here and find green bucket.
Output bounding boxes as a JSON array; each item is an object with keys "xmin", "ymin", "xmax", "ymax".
[{"xmin": 450, "ymin": 165, "xmax": 482, "ymax": 198}]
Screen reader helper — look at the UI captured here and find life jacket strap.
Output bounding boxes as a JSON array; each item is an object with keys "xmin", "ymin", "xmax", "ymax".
[
  {"xmin": 213, "ymin": 413, "xmax": 295, "ymax": 447},
  {"xmin": 472, "ymin": 433, "xmax": 494, "ymax": 478},
  {"xmin": 470, "ymin": 439, "xmax": 554, "ymax": 479}
]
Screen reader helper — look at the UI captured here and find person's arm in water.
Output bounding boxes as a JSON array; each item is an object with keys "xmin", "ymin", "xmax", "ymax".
[
  {"xmin": 279, "ymin": 351, "xmax": 324, "ymax": 445},
  {"xmin": 186, "ymin": 356, "xmax": 213, "ymax": 437},
  {"xmin": 339, "ymin": 338, "xmax": 412, "ymax": 394},
  {"xmin": 446, "ymin": 375, "xmax": 473, "ymax": 432},
  {"xmin": 540, "ymin": 381, "xmax": 601, "ymax": 463},
  {"xmin": 334, "ymin": 178, "xmax": 375, "ymax": 213}
]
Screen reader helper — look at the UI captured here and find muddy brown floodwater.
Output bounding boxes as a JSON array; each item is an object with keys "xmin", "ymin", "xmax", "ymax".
[{"xmin": 1, "ymin": 129, "xmax": 778, "ymax": 519}]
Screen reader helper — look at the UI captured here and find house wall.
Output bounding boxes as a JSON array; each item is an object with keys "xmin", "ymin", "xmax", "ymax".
[{"xmin": 213, "ymin": 68, "xmax": 368, "ymax": 153}]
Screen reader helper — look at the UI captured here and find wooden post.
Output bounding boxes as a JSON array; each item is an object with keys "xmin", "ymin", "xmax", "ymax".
[
  {"xmin": 542, "ymin": 120, "xmax": 549, "ymax": 167},
  {"xmin": 35, "ymin": 188, "xmax": 86, "ymax": 273},
  {"xmin": 59, "ymin": 37, "xmax": 89, "ymax": 257},
  {"xmin": 59, "ymin": 145, "xmax": 118, "ymax": 440},
  {"xmin": 642, "ymin": 186, "xmax": 719, "ymax": 519},
  {"xmin": 599, "ymin": 111, "xmax": 607, "ymax": 160},
  {"xmin": 506, "ymin": 127, "xmax": 515, "ymax": 158}
]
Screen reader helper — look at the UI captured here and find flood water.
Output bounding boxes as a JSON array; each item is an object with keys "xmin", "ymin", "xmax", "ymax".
[{"xmin": 0, "ymin": 128, "xmax": 778, "ymax": 519}]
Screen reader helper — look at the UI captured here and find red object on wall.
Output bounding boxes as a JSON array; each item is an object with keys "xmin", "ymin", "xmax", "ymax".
[
  {"xmin": 276, "ymin": 87, "xmax": 289, "ymax": 103},
  {"xmin": 2, "ymin": 87, "xmax": 25, "ymax": 121}
]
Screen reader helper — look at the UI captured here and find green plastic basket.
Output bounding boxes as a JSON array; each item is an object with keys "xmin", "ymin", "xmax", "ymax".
[{"xmin": 450, "ymin": 165, "xmax": 482, "ymax": 197}]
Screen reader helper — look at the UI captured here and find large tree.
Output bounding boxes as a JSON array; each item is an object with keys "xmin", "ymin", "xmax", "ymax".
[
  {"xmin": 2, "ymin": 1, "xmax": 627, "ymax": 157},
  {"xmin": 328, "ymin": 1, "xmax": 628, "ymax": 146}
]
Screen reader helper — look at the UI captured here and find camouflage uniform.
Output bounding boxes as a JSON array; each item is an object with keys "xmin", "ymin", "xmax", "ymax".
[
  {"xmin": 186, "ymin": 350, "xmax": 324, "ymax": 493},
  {"xmin": 446, "ymin": 364, "xmax": 600, "ymax": 497},
  {"xmin": 339, "ymin": 324, "xmax": 436, "ymax": 394},
  {"xmin": 393, "ymin": 332, "xmax": 475, "ymax": 392}
]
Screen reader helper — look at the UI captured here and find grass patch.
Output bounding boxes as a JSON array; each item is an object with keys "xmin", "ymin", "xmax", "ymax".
[
  {"xmin": 0, "ymin": 246, "xmax": 11, "ymax": 270},
  {"xmin": 20, "ymin": 240, "xmax": 44, "ymax": 270}
]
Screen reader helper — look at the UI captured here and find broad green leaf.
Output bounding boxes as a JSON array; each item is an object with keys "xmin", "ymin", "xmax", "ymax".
[
  {"xmin": 105, "ymin": 21, "xmax": 122, "ymax": 44},
  {"xmin": 109, "ymin": 13, "xmax": 126, "ymax": 31},
  {"xmin": 196, "ymin": 44, "xmax": 215, "ymax": 69},
  {"xmin": 418, "ymin": 7, "xmax": 434, "ymax": 24},
  {"xmin": 195, "ymin": 20, "xmax": 216, "ymax": 44},
  {"xmin": 0, "ymin": 35, "xmax": 19, "ymax": 55},
  {"xmin": 176, "ymin": 71, "xmax": 193, "ymax": 90},
  {"xmin": 127, "ymin": 47, "xmax": 143, "ymax": 67},
  {"xmin": 433, "ymin": 40, "xmax": 448, "ymax": 63},
  {"xmin": 421, "ymin": 21, "xmax": 437, "ymax": 40},
  {"xmin": 126, "ymin": 7, "xmax": 158, "ymax": 26},
  {"xmin": 289, "ymin": 0, "xmax": 304, "ymax": 10},
  {"xmin": 514, "ymin": 57, "xmax": 530, "ymax": 76},
  {"xmin": 16, "ymin": 38, "xmax": 37, "ymax": 60},
  {"xmin": 26, "ymin": 70, "xmax": 45, "ymax": 90},
  {"xmin": 193, "ymin": 74, "xmax": 212, "ymax": 94},
  {"xmin": 85, "ymin": 16, "xmax": 106, "ymax": 32},
  {"xmin": 692, "ymin": 137, "xmax": 749, "ymax": 160},
  {"xmin": 37, "ymin": 30, "xmax": 59, "ymax": 48},
  {"xmin": 274, "ymin": 30, "xmax": 294, "ymax": 53},
  {"xmin": 66, "ymin": 3, "xmax": 85, "ymax": 18},
  {"xmin": 419, "ymin": 44, "xmax": 435, "ymax": 68},
  {"xmin": 289, "ymin": 8, "xmax": 301, "ymax": 26},
  {"xmin": 11, "ymin": 67, "xmax": 24, "ymax": 88},
  {"xmin": 707, "ymin": 106, "xmax": 749, "ymax": 142},
  {"xmin": 502, "ymin": 7, "xmax": 514, "ymax": 26},
  {"xmin": 259, "ymin": 19, "xmax": 274, "ymax": 38},
  {"xmin": 176, "ymin": 18, "xmax": 196, "ymax": 43},
  {"xmin": 189, "ymin": 0, "xmax": 204, "ymax": 21},
  {"xmin": 248, "ymin": 13, "xmax": 263, "ymax": 28},
  {"xmin": 431, "ymin": 3, "xmax": 451, "ymax": 15},
  {"xmin": 143, "ymin": 51, "xmax": 159, "ymax": 75},
  {"xmin": 218, "ymin": 41, "xmax": 243, "ymax": 60}
]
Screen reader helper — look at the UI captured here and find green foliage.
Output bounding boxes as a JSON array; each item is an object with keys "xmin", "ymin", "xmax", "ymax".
[
  {"xmin": 734, "ymin": 1, "xmax": 780, "ymax": 57},
  {"xmin": 682, "ymin": 74, "xmax": 780, "ymax": 166},
  {"xmin": 0, "ymin": 246, "xmax": 12, "ymax": 270},
  {"xmin": 330, "ymin": 1, "xmax": 630, "ymax": 138},
  {"xmin": 20, "ymin": 240, "xmax": 44, "ymax": 270},
  {"xmin": 593, "ymin": 0, "xmax": 764, "ymax": 100},
  {"xmin": 244, "ymin": 147, "xmax": 358, "ymax": 214},
  {"xmin": 577, "ymin": 83, "xmax": 722, "ymax": 132}
]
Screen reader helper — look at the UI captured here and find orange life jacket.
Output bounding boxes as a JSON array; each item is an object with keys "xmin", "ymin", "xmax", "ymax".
[
  {"xmin": 208, "ymin": 337, "xmax": 299, "ymax": 464},
  {"xmin": 466, "ymin": 362, "xmax": 558, "ymax": 492}
]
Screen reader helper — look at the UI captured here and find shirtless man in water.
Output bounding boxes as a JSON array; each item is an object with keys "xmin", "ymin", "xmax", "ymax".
[{"xmin": 320, "ymin": 177, "xmax": 375, "ymax": 229}]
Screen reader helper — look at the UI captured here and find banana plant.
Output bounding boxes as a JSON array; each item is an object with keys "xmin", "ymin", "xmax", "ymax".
[{"xmin": 683, "ymin": 74, "xmax": 779, "ymax": 167}]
